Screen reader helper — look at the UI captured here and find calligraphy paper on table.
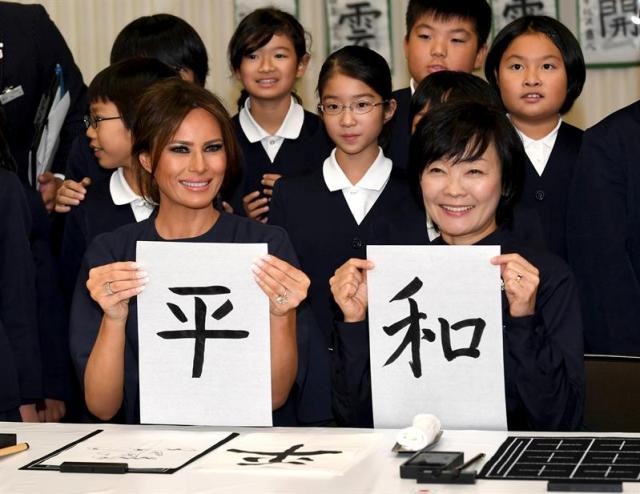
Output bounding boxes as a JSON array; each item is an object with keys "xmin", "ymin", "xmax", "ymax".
[
  {"xmin": 38, "ymin": 429, "xmax": 236, "ymax": 471},
  {"xmin": 137, "ymin": 242, "xmax": 271, "ymax": 426},
  {"xmin": 198, "ymin": 432, "xmax": 383, "ymax": 476},
  {"xmin": 367, "ymin": 245, "xmax": 506, "ymax": 430}
]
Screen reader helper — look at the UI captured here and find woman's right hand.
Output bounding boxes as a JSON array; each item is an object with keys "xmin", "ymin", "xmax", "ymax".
[
  {"xmin": 86, "ymin": 261, "xmax": 148, "ymax": 321},
  {"xmin": 330, "ymin": 258, "xmax": 374, "ymax": 323}
]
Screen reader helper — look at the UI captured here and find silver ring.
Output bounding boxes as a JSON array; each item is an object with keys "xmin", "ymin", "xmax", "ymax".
[
  {"xmin": 275, "ymin": 291, "xmax": 288, "ymax": 305},
  {"xmin": 105, "ymin": 281, "xmax": 114, "ymax": 296},
  {"xmin": 516, "ymin": 273, "xmax": 523, "ymax": 283}
]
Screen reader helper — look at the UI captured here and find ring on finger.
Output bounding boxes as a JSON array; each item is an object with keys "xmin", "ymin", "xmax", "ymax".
[
  {"xmin": 104, "ymin": 281, "xmax": 114, "ymax": 296},
  {"xmin": 275, "ymin": 290, "xmax": 288, "ymax": 305},
  {"xmin": 516, "ymin": 272, "xmax": 523, "ymax": 283}
]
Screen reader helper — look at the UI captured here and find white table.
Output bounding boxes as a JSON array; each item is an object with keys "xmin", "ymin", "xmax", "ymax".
[{"xmin": 1, "ymin": 422, "xmax": 639, "ymax": 493}]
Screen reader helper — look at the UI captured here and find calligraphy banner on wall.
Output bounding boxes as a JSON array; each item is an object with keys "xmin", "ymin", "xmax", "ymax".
[
  {"xmin": 137, "ymin": 242, "xmax": 272, "ymax": 427},
  {"xmin": 578, "ymin": 0, "xmax": 640, "ymax": 67},
  {"xmin": 491, "ymin": 0, "xmax": 559, "ymax": 36},
  {"xmin": 367, "ymin": 245, "xmax": 507, "ymax": 430},
  {"xmin": 234, "ymin": 0, "xmax": 298, "ymax": 25},
  {"xmin": 325, "ymin": 0, "xmax": 393, "ymax": 69}
]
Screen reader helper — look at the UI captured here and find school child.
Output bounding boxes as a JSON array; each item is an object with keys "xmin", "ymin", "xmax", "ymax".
[
  {"xmin": 485, "ymin": 16, "xmax": 585, "ymax": 262},
  {"xmin": 404, "ymin": 71, "xmax": 546, "ymax": 250},
  {"xmin": 59, "ymin": 59, "xmax": 178, "ymax": 307},
  {"xmin": 69, "ymin": 79, "xmax": 307, "ymax": 424},
  {"xmin": 386, "ymin": 0, "xmax": 492, "ymax": 169},
  {"xmin": 269, "ymin": 46, "xmax": 408, "ymax": 425},
  {"xmin": 227, "ymin": 8, "xmax": 332, "ymax": 222},
  {"xmin": 330, "ymin": 101, "xmax": 584, "ymax": 430},
  {"xmin": 56, "ymin": 13, "xmax": 209, "ymax": 213}
]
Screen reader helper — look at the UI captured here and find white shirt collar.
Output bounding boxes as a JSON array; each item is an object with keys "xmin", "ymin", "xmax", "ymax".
[
  {"xmin": 515, "ymin": 118, "xmax": 562, "ymax": 150},
  {"xmin": 238, "ymin": 96, "xmax": 304, "ymax": 143},
  {"xmin": 323, "ymin": 148, "xmax": 391, "ymax": 192},
  {"xmin": 410, "ymin": 78, "xmax": 417, "ymax": 95},
  {"xmin": 110, "ymin": 167, "xmax": 143, "ymax": 206}
]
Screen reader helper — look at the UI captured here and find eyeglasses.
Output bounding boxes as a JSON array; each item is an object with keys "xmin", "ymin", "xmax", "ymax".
[
  {"xmin": 317, "ymin": 100, "xmax": 388, "ymax": 116},
  {"xmin": 83, "ymin": 114, "xmax": 122, "ymax": 129}
]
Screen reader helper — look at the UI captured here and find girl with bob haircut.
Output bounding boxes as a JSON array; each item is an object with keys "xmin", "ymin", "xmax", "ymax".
[
  {"xmin": 69, "ymin": 79, "xmax": 309, "ymax": 424},
  {"xmin": 484, "ymin": 15, "xmax": 585, "ymax": 260},
  {"xmin": 330, "ymin": 101, "xmax": 585, "ymax": 430},
  {"xmin": 226, "ymin": 7, "xmax": 331, "ymax": 222}
]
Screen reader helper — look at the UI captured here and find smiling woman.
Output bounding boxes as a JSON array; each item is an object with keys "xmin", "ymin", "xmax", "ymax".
[
  {"xmin": 329, "ymin": 101, "xmax": 585, "ymax": 431},
  {"xmin": 69, "ymin": 79, "xmax": 309, "ymax": 426}
]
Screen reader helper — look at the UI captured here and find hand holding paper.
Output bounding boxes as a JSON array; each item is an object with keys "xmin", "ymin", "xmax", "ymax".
[
  {"xmin": 491, "ymin": 253, "xmax": 539, "ymax": 317},
  {"xmin": 330, "ymin": 258, "xmax": 374, "ymax": 323},
  {"xmin": 86, "ymin": 261, "xmax": 148, "ymax": 321}
]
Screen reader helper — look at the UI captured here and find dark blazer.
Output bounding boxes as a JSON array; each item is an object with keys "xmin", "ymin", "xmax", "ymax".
[
  {"xmin": 270, "ymin": 164, "xmax": 411, "ymax": 424},
  {"xmin": 333, "ymin": 226, "xmax": 585, "ymax": 431},
  {"xmin": 520, "ymin": 122, "xmax": 583, "ymax": 261},
  {"xmin": 0, "ymin": 2, "xmax": 87, "ymax": 183},
  {"xmin": 228, "ymin": 110, "xmax": 332, "ymax": 217},
  {"xmin": 384, "ymin": 87, "xmax": 411, "ymax": 171},
  {"xmin": 60, "ymin": 176, "xmax": 137, "ymax": 307},
  {"xmin": 567, "ymin": 100, "xmax": 640, "ymax": 355},
  {"xmin": 0, "ymin": 169, "xmax": 41, "ymax": 412}
]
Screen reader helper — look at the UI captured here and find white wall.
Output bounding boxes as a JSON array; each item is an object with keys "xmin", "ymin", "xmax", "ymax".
[{"xmin": 17, "ymin": 0, "xmax": 640, "ymax": 129}]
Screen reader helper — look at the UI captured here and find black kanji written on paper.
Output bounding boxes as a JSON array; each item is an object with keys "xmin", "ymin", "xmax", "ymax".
[
  {"xmin": 157, "ymin": 285, "xmax": 249, "ymax": 378},
  {"xmin": 227, "ymin": 444, "xmax": 343, "ymax": 466},
  {"xmin": 383, "ymin": 277, "xmax": 486, "ymax": 378}
]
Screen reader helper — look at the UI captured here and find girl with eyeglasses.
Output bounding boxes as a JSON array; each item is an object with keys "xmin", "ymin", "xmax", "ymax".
[{"xmin": 269, "ymin": 45, "xmax": 409, "ymax": 426}]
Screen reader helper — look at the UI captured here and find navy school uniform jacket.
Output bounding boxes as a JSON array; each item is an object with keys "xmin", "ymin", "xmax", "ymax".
[
  {"xmin": 0, "ymin": 2, "xmax": 87, "ymax": 182},
  {"xmin": 69, "ymin": 213, "xmax": 305, "ymax": 425},
  {"xmin": 520, "ymin": 122, "xmax": 583, "ymax": 261},
  {"xmin": 332, "ymin": 226, "xmax": 585, "ymax": 430},
  {"xmin": 0, "ymin": 170, "xmax": 42, "ymax": 412},
  {"xmin": 60, "ymin": 175, "xmax": 137, "ymax": 308},
  {"xmin": 384, "ymin": 87, "xmax": 411, "ymax": 171},
  {"xmin": 227, "ymin": 111, "xmax": 332, "ymax": 216},
  {"xmin": 269, "ymin": 165, "xmax": 411, "ymax": 424},
  {"xmin": 23, "ymin": 185, "xmax": 69, "ymax": 401},
  {"xmin": 567, "ymin": 100, "xmax": 640, "ymax": 355}
]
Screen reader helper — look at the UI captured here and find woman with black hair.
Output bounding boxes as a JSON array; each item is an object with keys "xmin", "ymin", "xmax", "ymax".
[{"xmin": 330, "ymin": 101, "xmax": 585, "ymax": 431}]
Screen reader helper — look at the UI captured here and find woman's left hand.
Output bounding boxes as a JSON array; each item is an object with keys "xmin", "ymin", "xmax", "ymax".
[
  {"xmin": 252, "ymin": 254, "xmax": 310, "ymax": 316},
  {"xmin": 491, "ymin": 253, "xmax": 539, "ymax": 318}
]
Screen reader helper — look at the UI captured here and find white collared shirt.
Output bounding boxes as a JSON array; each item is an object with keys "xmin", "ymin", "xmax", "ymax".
[
  {"xmin": 238, "ymin": 96, "xmax": 304, "ymax": 163},
  {"xmin": 109, "ymin": 167, "xmax": 154, "ymax": 222},
  {"xmin": 323, "ymin": 148, "xmax": 392, "ymax": 225},
  {"xmin": 515, "ymin": 118, "xmax": 562, "ymax": 177}
]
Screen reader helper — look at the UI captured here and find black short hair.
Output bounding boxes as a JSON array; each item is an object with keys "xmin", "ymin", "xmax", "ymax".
[
  {"xmin": 110, "ymin": 14, "xmax": 209, "ymax": 87},
  {"xmin": 88, "ymin": 58, "xmax": 178, "ymax": 129},
  {"xmin": 409, "ymin": 101, "xmax": 525, "ymax": 227},
  {"xmin": 228, "ymin": 8, "xmax": 308, "ymax": 109},
  {"xmin": 409, "ymin": 71, "xmax": 502, "ymax": 125},
  {"xmin": 484, "ymin": 16, "xmax": 585, "ymax": 114},
  {"xmin": 317, "ymin": 45, "xmax": 394, "ymax": 147},
  {"xmin": 405, "ymin": 0, "xmax": 492, "ymax": 47}
]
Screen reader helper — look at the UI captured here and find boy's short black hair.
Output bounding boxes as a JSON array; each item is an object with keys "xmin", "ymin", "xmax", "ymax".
[
  {"xmin": 409, "ymin": 71, "xmax": 502, "ymax": 124},
  {"xmin": 405, "ymin": 0, "xmax": 492, "ymax": 47},
  {"xmin": 409, "ymin": 101, "xmax": 525, "ymax": 227},
  {"xmin": 88, "ymin": 58, "xmax": 178, "ymax": 129},
  {"xmin": 110, "ymin": 14, "xmax": 209, "ymax": 87},
  {"xmin": 484, "ymin": 16, "xmax": 586, "ymax": 114}
]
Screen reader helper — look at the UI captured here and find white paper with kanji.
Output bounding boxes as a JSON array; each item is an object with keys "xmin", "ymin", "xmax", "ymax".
[
  {"xmin": 367, "ymin": 245, "xmax": 507, "ymax": 430},
  {"xmin": 197, "ymin": 431, "xmax": 383, "ymax": 476},
  {"xmin": 137, "ymin": 242, "xmax": 271, "ymax": 426}
]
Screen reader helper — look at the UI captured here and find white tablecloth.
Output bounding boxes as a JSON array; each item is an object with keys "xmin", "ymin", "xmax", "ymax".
[{"xmin": 1, "ymin": 422, "xmax": 639, "ymax": 494}]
